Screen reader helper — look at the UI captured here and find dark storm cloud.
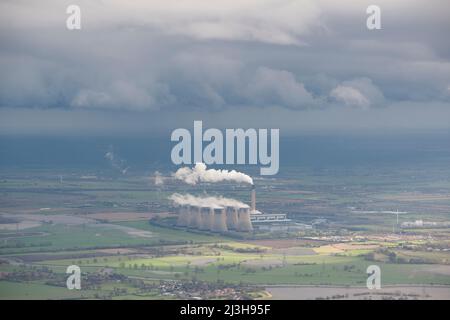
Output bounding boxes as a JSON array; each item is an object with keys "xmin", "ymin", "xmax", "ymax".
[{"xmin": 0, "ymin": 0, "xmax": 449, "ymax": 133}]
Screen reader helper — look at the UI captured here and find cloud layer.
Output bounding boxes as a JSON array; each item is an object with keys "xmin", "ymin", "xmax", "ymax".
[{"xmin": 0, "ymin": 0, "xmax": 449, "ymax": 133}]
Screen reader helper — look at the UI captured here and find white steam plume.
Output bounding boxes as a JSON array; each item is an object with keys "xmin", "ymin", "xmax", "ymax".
[
  {"xmin": 174, "ymin": 163, "xmax": 253, "ymax": 185},
  {"xmin": 169, "ymin": 193, "xmax": 249, "ymax": 208},
  {"xmin": 154, "ymin": 171, "xmax": 164, "ymax": 186},
  {"xmin": 105, "ymin": 146, "xmax": 129, "ymax": 175}
]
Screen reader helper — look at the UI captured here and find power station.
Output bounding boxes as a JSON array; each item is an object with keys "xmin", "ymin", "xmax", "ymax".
[{"xmin": 174, "ymin": 184, "xmax": 292, "ymax": 233}]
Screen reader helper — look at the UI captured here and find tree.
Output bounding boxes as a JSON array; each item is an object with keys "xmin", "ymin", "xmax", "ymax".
[{"xmin": 388, "ymin": 251, "xmax": 397, "ymax": 263}]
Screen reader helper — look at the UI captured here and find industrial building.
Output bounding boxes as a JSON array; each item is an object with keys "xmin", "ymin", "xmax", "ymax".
[{"xmin": 174, "ymin": 184, "xmax": 303, "ymax": 233}]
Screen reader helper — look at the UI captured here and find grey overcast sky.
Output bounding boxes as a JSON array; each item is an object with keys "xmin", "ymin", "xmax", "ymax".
[{"xmin": 0, "ymin": 0, "xmax": 449, "ymax": 135}]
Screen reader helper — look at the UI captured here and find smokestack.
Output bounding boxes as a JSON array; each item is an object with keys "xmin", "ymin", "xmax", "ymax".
[
  {"xmin": 212, "ymin": 207, "xmax": 227, "ymax": 232},
  {"xmin": 226, "ymin": 206, "xmax": 239, "ymax": 230},
  {"xmin": 237, "ymin": 207, "xmax": 253, "ymax": 232},
  {"xmin": 251, "ymin": 184, "xmax": 256, "ymax": 213}
]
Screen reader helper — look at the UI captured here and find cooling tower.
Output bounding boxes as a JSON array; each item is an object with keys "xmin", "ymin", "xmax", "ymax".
[
  {"xmin": 251, "ymin": 184, "xmax": 256, "ymax": 213},
  {"xmin": 192, "ymin": 205, "xmax": 203, "ymax": 229},
  {"xmin": 212, "ymin": 207, "xmax": 227, "ymax": 233},
  {"xmin": 176, "ymin": 205, "xmax": 190, "ymax": 227},
  {"xmin": 237, "ymin": 207, "xmax": 253, "ymax": 232},
  {"xmin": 201, "ymin": 206, "xmax": 213, "ymax": 231},
  {"xmin": 226, "ymin": 206, "xmax": 239, "ymax": 230},
  {"xmin": 188, "ymin": 205, "xmax": 199, "ymax": 228}
]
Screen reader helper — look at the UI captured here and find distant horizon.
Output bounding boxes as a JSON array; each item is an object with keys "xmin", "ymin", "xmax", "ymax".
[{"xmin": 1, "ymin": 133, "xmax": 449, "ymax": 170}]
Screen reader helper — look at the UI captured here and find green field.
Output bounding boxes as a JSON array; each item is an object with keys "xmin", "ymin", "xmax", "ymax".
[
  {"xmin": 1, "ymin": 165, "xmax": 450, "ymax": 299},
  {"xmin": 0, "ymin": 222, "xmax": 229, "ymax": 254}
]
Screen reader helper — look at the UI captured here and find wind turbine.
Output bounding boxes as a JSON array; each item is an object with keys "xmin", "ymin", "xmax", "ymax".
[
  {"xmin": 394, "ymin": 209, "xmax": 400, "ymax": 225},
  {"xmin": 392, "ymin": 209, "xmax": 407, "ymax": 233}
]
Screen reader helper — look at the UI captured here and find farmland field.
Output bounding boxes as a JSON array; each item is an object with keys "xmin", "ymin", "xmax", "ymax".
[{"xmin": 1, "ymin": 142, "xmax": 450, "ymax": 299}]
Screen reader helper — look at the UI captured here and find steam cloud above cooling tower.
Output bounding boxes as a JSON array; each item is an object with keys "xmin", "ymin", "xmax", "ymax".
[
  {"xmin": 174, "ymin": 163, "xmax": 253, "ymax": 185},
  {"xmin": 169, "ymin": 193, "xmax": 249, "ymax": 208}
]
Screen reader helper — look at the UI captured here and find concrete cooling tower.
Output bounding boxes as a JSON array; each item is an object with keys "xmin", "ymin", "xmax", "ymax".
[
  {"xmin": 237, "ymin": 207, "xmax": 253, "ymax": 232},
  {"xmin": 176, "ymin": 205, "xmax": 190, "ymax": 227},
  {"xmin": 171, "ymin": 193, "xmax": 254, "ymax": 233},
  {"xmin": 199, "ymin": 206, "xmax": 212, "ymax": 230},
  {"xmin": 188, "ymin": 205, "xmax": 199, "ymax": 228},
  {"xmin": 212, "ymin": 207, "xmax": 227, "ymax": 233},
  {"xmin": 226, "ymin": 206, "xmax": 239, "ymax": 230},
  {"xmin": 192, "ymin": 205, "xmax": 203, "ymax": 229}
]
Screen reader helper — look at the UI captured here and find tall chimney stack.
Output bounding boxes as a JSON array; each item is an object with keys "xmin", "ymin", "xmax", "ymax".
[{"xmin": 251, "ymin": 184, "xmax": 256, "ymax": 213}]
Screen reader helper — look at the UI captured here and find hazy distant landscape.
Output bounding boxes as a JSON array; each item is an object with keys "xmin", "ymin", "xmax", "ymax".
[{"xmin": 1, "ymin": 134, "xmax": 449, "ymax": 299}]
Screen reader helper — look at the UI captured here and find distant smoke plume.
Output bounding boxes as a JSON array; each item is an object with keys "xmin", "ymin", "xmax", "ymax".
[
  {"xmin": 154, "ymin": 171, "xmax": 164, "ymax": 186},
  {"xmin": 174, "ymin": 163, "xmax": 253, "ymax": 185},
  {"xmin": 169, "ymin": 193, "xmax": 249, "ymax": 208},
  {"xmin": 105, "ymin": 146, "xmax": 129, "ymax": 174}
]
